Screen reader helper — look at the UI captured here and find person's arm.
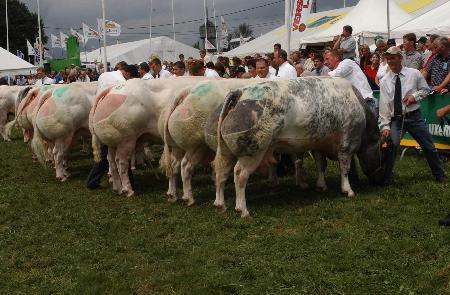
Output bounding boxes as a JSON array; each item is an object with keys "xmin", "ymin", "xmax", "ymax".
[
  {"xmin": 437, "ymin": 104, "xmax": 450, "ymax": 120},
  {"xmin": 328, "ymin": 60, "xmax": 352, "ymax": 77},
  {"xmin": 413, "ymin": 70, "xmax": 431, "ymax": 101},
  {"xmin": 379, "ymin": 80, "xmax": 392, "ymax": 135},
  {"xmin": 333, "ymin": 36, "xmax": 341, "ymax": 50},
  {"xmin": 432, "ymin": 71, "xmax": 450, "ymax": 94}
]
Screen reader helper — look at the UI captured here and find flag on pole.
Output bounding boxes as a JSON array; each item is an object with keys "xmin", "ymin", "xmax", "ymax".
[
  {"xmin": 97, "ymin": 18, "xmax": 121, "ymax": 37},
  {"xmin": 26, "ymin": 39, "xmax": 35, "ymax": 56},
  {"xmin": 82, "ymin": 23, "xmax": 99, "ymax": 41},
  {"xmin": 51, "ymin": 34, "xmax": 62, "ymax": 48},
  {"xmin": 292, "ymin": 0, "xmax": 312, "ymax": 32},
  {"xmin": 70, "ymin": 27, "xmax": 85, "ymax": 44},
  {"xmin": 60, "ymin": 32, "xmax": 69, "ymax": 47},
  {"xmin": 205, "ymin": 38, "xmax": 216, "ymax": 50},
  {"xmin": 220, "ymin": 16, "xmax": 229, "ymax": 50},
  {"xmin": 239, "ymin": 34, "xmax": 247, "ymax": 46}
]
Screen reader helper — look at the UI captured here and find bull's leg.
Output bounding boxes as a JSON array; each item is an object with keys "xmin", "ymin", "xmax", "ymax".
[
  {"xmin": 0, "ymin": 110, "xmax": 10, "ymax": 141},
  {"xmin": 313, "ymin": 152, "xmax": 328, "ymax": 192},
  {"xmin": 115, "ymin": 142, "xmax": 136, "ymax": 197},
  {"xmin": 108, "ymin": 147, "xmax": 121, "ymax": 193},
  {"xmin": 337, "ymin": 151, "xmax": 355, "ymax": 197},
  {"xmin": 213, "ymin": 152, "xmax": 235, "ymax": 210},
  {"xmin": 53, "ymin": 135, "xmax": 73, "ymax": 182},
  {"xmin": 131, "ymin": 153, "xmax": 136, "ymax": 170},
  {"xmin": 181, "ymin": 147, "xmax": 207, "ymax": 207},
  {"xmin": 234, "ymin": 150, "xmax": 266, "ymax": 218},
  {"xmin": 294, "ymin": 153, "xmax": 309, "ymax": 190},
  {"xmin": 165, "ymin": 148, "xmax": 183, "ymax": 203}
]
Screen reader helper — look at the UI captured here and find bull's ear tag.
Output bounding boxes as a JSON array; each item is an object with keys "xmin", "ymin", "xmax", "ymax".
[{"xmin": 249, "ymin": 86, "xmax": 266, "ymax": 100}]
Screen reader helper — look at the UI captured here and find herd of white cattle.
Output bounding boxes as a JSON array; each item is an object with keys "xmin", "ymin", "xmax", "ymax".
[{"xmin": 0, "ymin": 77, "xmax": 384, "ymax": 217}]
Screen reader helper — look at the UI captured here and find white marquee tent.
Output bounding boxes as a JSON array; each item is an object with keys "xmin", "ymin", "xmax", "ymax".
[
  {"xmin": 391, "ymin": 1, "xmax": 450, "ymax": 38},
  {"xmin": 301, "ymin": 0, "xmax": 413, "ymax": 44},
  {"xmin": 0, "ymin": 47, "xmax": 36, "ymax": 75},
  {"xmin": 85, "ymin": 36, "xmax": 200, "ymax": 65},
  {"xmin": 224, "ymin": 7, "xmax": 350, "ymax": 57}
]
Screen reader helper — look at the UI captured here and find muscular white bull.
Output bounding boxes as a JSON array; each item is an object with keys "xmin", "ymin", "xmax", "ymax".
[
  {"xmin": 0, "ymin": 85, "xmax": 29, "ymax": 141},
  {"xmin": 161, "ymin": 79, "xmax": 309, "ymax": 206},
  {"xmin": 31, "ymin": 82, "xmax": 97, "ymax": 181},
  {"xmin": 6, "ymin": 85, "xmax": 60, "ymax": 144},
  {"xmin": 213, "ymin": 77, "xmax": 385, "ymax": 217},
  {"xmin": 90, "ymin": 77, "xmax": 208, "ymax": 197}
]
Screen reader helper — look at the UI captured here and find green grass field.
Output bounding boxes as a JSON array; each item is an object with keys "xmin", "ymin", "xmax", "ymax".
[{"xmin": 1, "ymin": 132, "xmax": 450, "ymax": 294}]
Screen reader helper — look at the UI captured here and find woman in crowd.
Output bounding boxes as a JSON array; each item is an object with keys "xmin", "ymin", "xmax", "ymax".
[
  {"xmin": 364, "ymin": 53, "xmax": 380, "ymax": 90},
  {"xmin": 359, "ymin": 44, "xmax": 371, "ymax": 69}
]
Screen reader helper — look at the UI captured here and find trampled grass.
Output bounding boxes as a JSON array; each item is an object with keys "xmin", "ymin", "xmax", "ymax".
[{"xmin": 1, "ymin": 132, "xmax": 450, "ymax": 294}]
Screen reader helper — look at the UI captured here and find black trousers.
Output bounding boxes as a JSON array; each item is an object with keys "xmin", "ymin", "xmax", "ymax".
[{"xmin": 86, "ymin": 145, "xmax": 134, "ymax": 189}]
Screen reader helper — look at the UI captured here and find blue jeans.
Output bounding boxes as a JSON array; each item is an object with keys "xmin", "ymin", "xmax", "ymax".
[{"xmin": 384, "ymin": 109, "xmax": 445, "ymax": 182}]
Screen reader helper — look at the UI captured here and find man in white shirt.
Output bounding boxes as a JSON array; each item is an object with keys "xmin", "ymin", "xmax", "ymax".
[
  {"xmin": 139, "ymin": 62, "xmax": 152, "ymax": 80},
  {"xmin": 379, "ymin": 46, "xmax": 446, "ymax": 185},
  {"xmin": 274, "ymin": 49, "xmax": 297, "ymax": 79},
  {"xmin": 150, "ymin": 58, "xmax": 172, "ymax": 79},
  {"xmin": 325, "ymin": 49, "xmax": 376, "ymax": 115},
  {"xmin": 205, "ymin": 62, "xmax": 220, "ymax": 78},
  {"xmin": 255, "ymin": 58, "xmax": 276, "ymax": 79},
  {"xmin": 34, "ymin": 67, "xmax": 55, "ymax": 86}
]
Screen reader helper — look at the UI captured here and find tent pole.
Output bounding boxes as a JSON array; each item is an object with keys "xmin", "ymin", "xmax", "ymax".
[
  {"xmin": 101, "ymin": 0, "xmax": 108, "ymax": 72},
  {"xmin": 387, "ymin": 0, "xmax": 391, "ymax": 39},
  {"xmin": 212, "ymin": 0, "xmax": 219, "ymax": 52},
  {"xmin": 285, "ymin": 0, "xmax": 291, "ymax": 55},
  {"xmin": 149, "ymin": 0, "xmax": 153, "ymax": 56},
  {"xmin": 6, "ymin": 0, "xmax": 10, "ymax": 85},
  {"xmin": 37, "ymin": 0, "xmax": 43, "ymax": 66}
]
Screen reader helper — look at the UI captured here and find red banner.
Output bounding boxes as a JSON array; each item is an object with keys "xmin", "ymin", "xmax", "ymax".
[{"xmin": 292, "ymin": 0, "xmax": 310, "ymax": 32}]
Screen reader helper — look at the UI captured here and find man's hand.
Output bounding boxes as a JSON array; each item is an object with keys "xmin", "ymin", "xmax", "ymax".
[
  {"xmin": 403, "ymin": 95, "xmax": 416, "ymax": 106},
  {"xmin": 381, "ymin": 129, "xmax": 390, "ymax": 138},
  {"xmin": 432, "ymin": 85, "xmax": 448, "ymax": 94},
  {"xmin": 437, "ymin": 107, "xmax": 449, "ymax": 120}
]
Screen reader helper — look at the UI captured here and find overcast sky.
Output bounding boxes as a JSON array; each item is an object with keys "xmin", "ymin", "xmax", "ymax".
[{"xmin": 20, "ymin": 0, "xmax": 358, "ymax": 51}]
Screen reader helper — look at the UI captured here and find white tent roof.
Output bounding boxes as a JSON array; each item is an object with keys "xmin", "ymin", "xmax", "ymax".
[
  {"xmin": 301, "ymin": 0, "xmax": 413, "ymax": 44},
  {"xmin": 391, "ymin": 1, "xmax": 450, "ymax": 38},
  {"xmin": 85, "ymin": 36, "xmax": 200, "ymax": 64},
  {"xmin": 224, "ymin": 7, "xmax": 350, "ymax": 57},
  {"xmin": 0, "ymin": 47, "xmax": 36, "ymax": 75}
]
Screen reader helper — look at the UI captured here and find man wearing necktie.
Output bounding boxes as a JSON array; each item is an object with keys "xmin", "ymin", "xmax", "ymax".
[{"xmin": 379, "ymin": 46, "xmax": 447, "ymax": 186}]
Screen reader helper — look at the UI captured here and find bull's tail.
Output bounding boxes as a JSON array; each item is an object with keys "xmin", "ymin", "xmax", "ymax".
[
  {"xmin": 160, "ymin": 88, "xmax": 191, "ymax": 176},
  {"xmin": 215, "ymin": 90, "xmax": 242, "ymax": 154},
  {"xmin": 89, "ymin": 86, "xmax": 113, "ymax": 163},
  {"xmin": 30, "ymin": 89, "xmax": 53, "ymax": 165}
]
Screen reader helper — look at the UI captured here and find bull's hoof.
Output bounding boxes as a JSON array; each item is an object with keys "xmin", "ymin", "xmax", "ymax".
[
  {"xmin": 186, "ymin": 198, "xmax": 195, "ymax": 207},
  {"xmin": 121, "ymin": 189, "xmax": 134, "ymax": 197},
  {"xmin": 60, "ymin": 176, "xmax": 69, "ymax": 182},
  {"xmin": 345, "ymin": 190, "xmax": 356, "ymax": 198},
  {"xmin": 112, "ymin": 187, "xmax": 121, "ymax": 194},
  {"xmin": 213, "ymin": 200, "xmax": 225, "ymax": 209},
  {"xmin": 167, "ymin": 194, "xmax": 177, "ymax": 203},
  {"xmin": 131, "ymin": 166, "xmax": 136, "ymax": 171},
  {"xmin": 240, "ymin": 210, "xmax": 250, "ymax": 218}
]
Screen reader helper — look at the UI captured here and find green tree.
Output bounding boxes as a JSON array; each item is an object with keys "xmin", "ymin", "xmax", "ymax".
[
  {"xmin": 0, "ymin": 0, "xmax": 47, "ymax": 57},
  {"xmin": 232, "ymin": 22, "xmax": 253, "ymax": 38}
]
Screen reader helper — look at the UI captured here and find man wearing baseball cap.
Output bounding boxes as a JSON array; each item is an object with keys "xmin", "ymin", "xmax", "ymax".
[{"xmin": 379, "ymin": 46, "xmax": 447, "ymax": 186}]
